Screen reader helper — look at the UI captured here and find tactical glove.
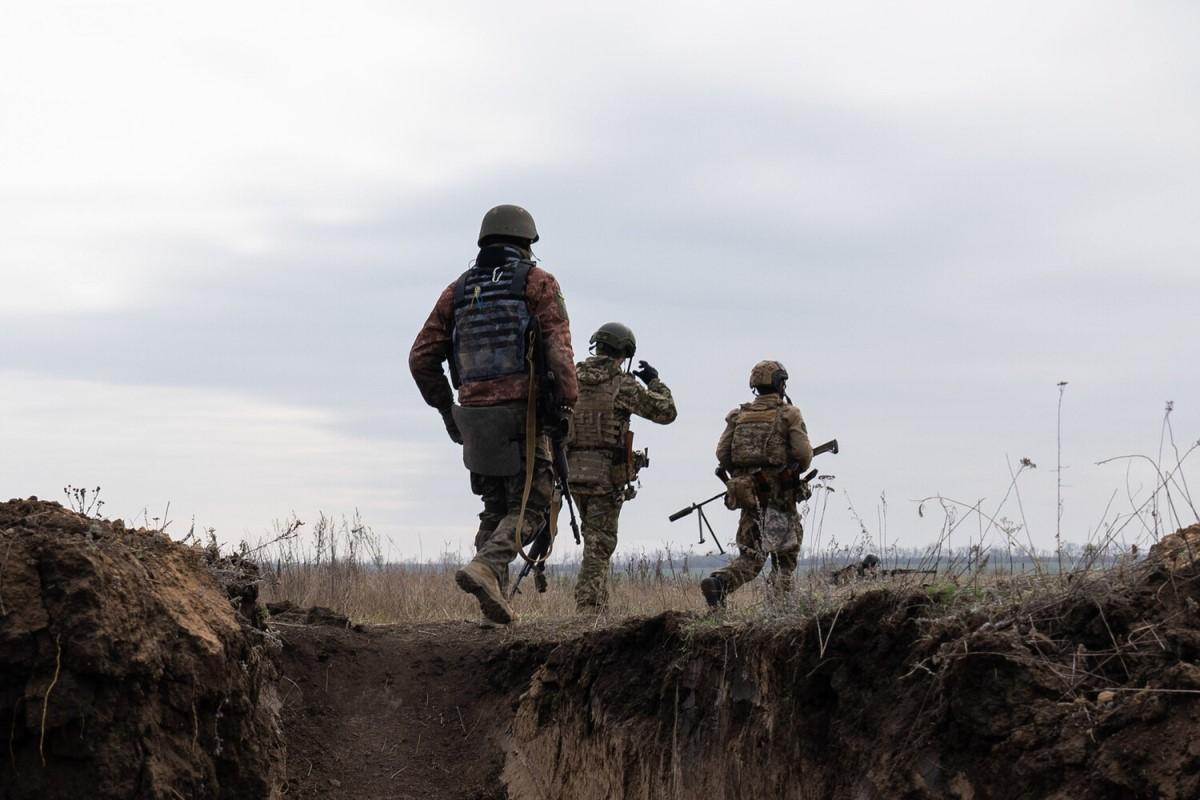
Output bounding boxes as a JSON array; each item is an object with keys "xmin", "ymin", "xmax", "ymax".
[
  {"xmin": 632, "ymin": 360, "xmax": 659, "ymax": 384},
  {"xmin": 440, "ymin": 406, "xmax": 463, "ymax": 445}
]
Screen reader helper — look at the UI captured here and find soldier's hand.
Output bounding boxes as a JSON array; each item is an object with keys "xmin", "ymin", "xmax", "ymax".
[
  {"xmin": 632, "ymin": 360, "xmax": 659, "ymax": 384},
  {"xmin": 440, "ymin": 406, "xmax": 463, "ymax": 445}
]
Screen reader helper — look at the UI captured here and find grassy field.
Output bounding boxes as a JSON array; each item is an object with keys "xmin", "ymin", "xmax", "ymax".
[{"xmin": 254, "ymin": 511, "xmax": 1154, "ymax": 625}]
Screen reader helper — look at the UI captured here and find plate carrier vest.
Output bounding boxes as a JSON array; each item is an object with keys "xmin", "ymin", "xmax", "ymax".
[
  {"xmin": 571, "ymin": 372, "xmax": 626, "ymax": 451},
  {"xmin": 450, "ymin": 259, "xmax": 533, "ymax": 388},
  {"xmin": 729, "ymin": 404, "xmax": 788, "ymax": 468}
]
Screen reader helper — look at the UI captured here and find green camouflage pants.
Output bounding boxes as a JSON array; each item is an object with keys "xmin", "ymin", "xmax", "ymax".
[
  {"xmin": 470, "ymin": 453, "xmax": 554, "ymax": 592},
  {"xmin": 711, "ymin": 506, "xmax": 802, "ymax": 596},
  {"xmin": 573, "ymin": 492, "xmax": 623, "ymax": 610}
]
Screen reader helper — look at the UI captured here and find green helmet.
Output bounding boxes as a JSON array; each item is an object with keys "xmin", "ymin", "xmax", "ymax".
[
  {"xmin": 477, "ymin": 204, "xmax": 539, "ymax": 246},
  {"xmin": 590, "ymin": 322, "xmax": 637, "ymax": 358},
  {"xmin": 749, "ymin": 360, "xmax": 788, "ymax": 391}
]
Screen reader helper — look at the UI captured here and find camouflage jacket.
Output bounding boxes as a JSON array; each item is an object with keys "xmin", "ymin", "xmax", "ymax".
[
  {"xmin": 716, "ymin": 394, "xmax": 812, "ymax": 473},
  {"xmin": 408, "ymin": 257, "xmax": 577, "ymax": 410},
  {"xmin": 574, "ymin": 355, "xmax": 677, "ymax": 435}
]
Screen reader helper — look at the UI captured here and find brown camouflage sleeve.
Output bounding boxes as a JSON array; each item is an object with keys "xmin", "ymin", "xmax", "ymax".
[
  {"xmin": 784, "ymin": 406, "xmax": 813, "ymax": 470},
  {"xmin": 715, "ymin": 408, "xmax": 739, "ymax": 468},
  {"xmin": 407, "ymin": 282, "xmax": 456, "ymax": 411},
  {"xmin": 615, "ymin": 375, "xmax": 677, "ymax": 424},
  {"xmin": 528, "ymin": 268, "xmax": 578, "ymax": 406}
]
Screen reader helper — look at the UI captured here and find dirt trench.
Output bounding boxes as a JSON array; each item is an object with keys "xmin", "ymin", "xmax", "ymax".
[
  {"xmin": 271, "ymin": 607, "xmax": 553, "ymax": 799},
  {"xmin": 3, "ymin": 497, "xmax": 1199, "ymax": 800}
]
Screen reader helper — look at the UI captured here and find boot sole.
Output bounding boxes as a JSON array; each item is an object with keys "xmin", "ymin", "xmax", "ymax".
[{"xmin": 455, "ymin": 569, "xmax": 514, "ymax": 625}]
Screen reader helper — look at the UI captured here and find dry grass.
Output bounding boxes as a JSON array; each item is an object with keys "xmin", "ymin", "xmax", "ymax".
[
  {"xmin": 254, "ymin": 418, "xmax": 1198, "ymax": 626},
  {"xmin": 254, "ymin": 515, "xmax": 1096, "ymax": 626}
]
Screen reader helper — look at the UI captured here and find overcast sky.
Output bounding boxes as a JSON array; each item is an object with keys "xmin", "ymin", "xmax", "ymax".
[{"xmin": 2, "ymin": 1, "xmax": 1197, "ymax": 560}]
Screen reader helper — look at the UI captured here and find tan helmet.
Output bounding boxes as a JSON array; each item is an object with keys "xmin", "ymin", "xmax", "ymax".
[
  {"xmin": 749, "ymin": 360, "xmax": 788, "ymax": 391},
  {"xmin": 478, "ymin": 204, "xmax": 539, "ymax": 246},
  {"xmin": 589, "ymin": 322, "xmax": 637, "ymax": 358}
]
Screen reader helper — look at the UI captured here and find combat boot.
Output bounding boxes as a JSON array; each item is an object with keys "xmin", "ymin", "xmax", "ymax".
[
  {"xmin": 455, "ymin": 560, "xmax": 515, "ymax": 625},
  {"xmin": 700, "ymin": 575, "xmax": 728, "ymax": 609}
]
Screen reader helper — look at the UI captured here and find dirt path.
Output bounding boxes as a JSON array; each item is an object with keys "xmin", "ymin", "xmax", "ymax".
[{"xmin": 273, "ymin": 612, "xmax": 553, "ymax": 800}]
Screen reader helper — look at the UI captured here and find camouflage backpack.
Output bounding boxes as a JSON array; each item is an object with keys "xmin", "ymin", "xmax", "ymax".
[{"xmin": 728, "ymin": 404, "xmax": 788, "ymax": 468}]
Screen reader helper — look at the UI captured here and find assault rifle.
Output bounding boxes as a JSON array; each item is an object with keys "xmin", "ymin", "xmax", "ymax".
[
  {"xmin": 671, "ymin": 438, "xmax": 840, "ymax": 552},
  {"xmin": 535, "ymin": 367, "xmax": 581, "ymax": 547},
  {"xmin": 510, "ymin": 518, "xmax": 553, "ymax": 598},
  {"xmin": 530, "ymin": 320, "xmax": 581, "ymax": 548}
]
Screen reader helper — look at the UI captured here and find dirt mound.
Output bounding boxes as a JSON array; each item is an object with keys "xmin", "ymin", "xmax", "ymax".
[
  {"xmin": 503, "ymin": 526, "xmax": 1200, "ymax": 799},
  {"xmin": 0, "ymin": 498, "xmax": 284, "ymax": 800}
]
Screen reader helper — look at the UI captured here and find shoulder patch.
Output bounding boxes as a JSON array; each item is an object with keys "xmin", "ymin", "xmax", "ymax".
[{"xmin": 556, "ymin": 290, "xmax": 569, "ymax": 321}]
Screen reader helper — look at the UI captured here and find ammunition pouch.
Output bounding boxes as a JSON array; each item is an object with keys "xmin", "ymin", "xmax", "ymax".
[
  {"xmin": 453, "ymin": 405, "xmax": 523, "ymax": 477},
  {"xmin": 567, "ymin": 449, "xmax": 613, "ymax": 488},
  {"xmin": 723, "ymin": 475, "xmax": 759, "ymax": 511}
]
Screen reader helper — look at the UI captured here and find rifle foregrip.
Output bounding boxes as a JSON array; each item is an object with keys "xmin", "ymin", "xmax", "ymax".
[{"xmin": 668, "ymin": 507, "xmax": 693, "ymax": 522}]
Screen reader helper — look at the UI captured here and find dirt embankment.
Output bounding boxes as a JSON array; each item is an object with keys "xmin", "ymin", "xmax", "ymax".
[
  {"xmin": 504, "ymin": 526, "xmax": 1200, "ymax": 800},
  {"xmin": 0, "ymin": 499, "xmax": 284, "ymax": 800},
  {"xmin": 2, "ymin": 496, "xmax": 1197, "ymax": 800}
]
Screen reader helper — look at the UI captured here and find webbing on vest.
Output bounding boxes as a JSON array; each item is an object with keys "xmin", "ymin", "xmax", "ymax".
[
  {"xmin": 570, "ymin": 372, "xmax": 625, "ymax": 450},
  {"xmin": 729, "ymin": 404, "xmax": 788, "ymax": 468},
  {"xmin": 451, "ymin": 259, "xmax": 533, "ymax": 387}
]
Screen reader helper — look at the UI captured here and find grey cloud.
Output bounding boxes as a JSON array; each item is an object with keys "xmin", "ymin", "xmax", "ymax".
[{"xmin": 4, "ymin": 79, "xmax": 1197, "ymax": 552}]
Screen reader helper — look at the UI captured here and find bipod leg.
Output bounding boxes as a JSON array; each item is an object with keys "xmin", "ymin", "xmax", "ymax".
[{"xmin": 697, "ymin": 506, "xmax": 725, "ymax": 555}]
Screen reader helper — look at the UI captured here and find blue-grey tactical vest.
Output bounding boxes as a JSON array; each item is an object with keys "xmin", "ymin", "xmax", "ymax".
[{"xmin": 450, "ymin": 257, "xmax": 534, "ymax": 387}]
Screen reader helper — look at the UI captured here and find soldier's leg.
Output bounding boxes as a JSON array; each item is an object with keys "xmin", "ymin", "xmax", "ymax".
[
  {"xmin": 574, "ymin": 493, "xmax": 621, "ymax": 611},
  {"xmin": 710, "ymin": 509, "xmax": 767, "ymax": 595},
  {"xmin": 473, "ymin": 454, "xmax": 554, "ymax": 584},
  {"xmin": 771, "ymin": 516, "xmax": 804, "ymax": 594},
  {"xmin": 470, "ymin": 472, "xmax": 510, "ymax": 591},
  {"xmin": 767, "ymin": 546, "xmax": 799, "ymax": 595}
]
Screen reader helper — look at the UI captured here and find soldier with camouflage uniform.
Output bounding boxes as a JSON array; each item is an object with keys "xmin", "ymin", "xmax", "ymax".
[
  {"xmin": 701, "ymin": 360, "xmax": 812, "ymax": 607},
  {"xmin": 569, "ymin": 322, "xmax": 677, "ymax": 612},
  {"xmin": 409, "ymin": 205, "xmax": 577, "ymax": 625}
]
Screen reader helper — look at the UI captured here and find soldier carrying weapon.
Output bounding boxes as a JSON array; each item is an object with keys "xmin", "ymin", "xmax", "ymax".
[
  {"xmin": 408, "ymin": 204, "xmax": 578, "ymax": 625},
  {"xmin": 700, "ymin": 360, "xmax": 817, "ymax": 608}
]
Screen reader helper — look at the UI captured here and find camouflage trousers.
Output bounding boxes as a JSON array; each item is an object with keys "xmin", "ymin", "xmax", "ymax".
[
  {"xmin": 711, "ymin": 506, "xmax": 803, "ymax": 597},
  {"xmin": 469, "ymin": 453, "xmax": 554, "ymax": 593},
  {"xmin": 573, "ymin": 492, "xmax": 623, "ymax": 611}
]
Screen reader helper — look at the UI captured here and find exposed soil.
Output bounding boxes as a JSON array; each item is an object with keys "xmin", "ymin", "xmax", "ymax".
[
  {"xmin": 504, "ymin": 525, "xmax": 1200, "ymax": 800},
  {"xmin": 0, "ymin": 498, "xmax": 284, "ymax": 800},
  {"xmin": 271, "ymin": 609, "xmax": 554, "ymax": 800},
  {"xmin": 3, "ymin": 497, "xmax": 1198, "ymax": 800}
]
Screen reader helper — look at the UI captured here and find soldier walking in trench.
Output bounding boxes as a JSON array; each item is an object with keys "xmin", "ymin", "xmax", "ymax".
[
  {"xmin": 409, "ymin": 204, "xmax": 577, "ymax": 625},
  {"xmin": 568, "ymin": 323, "xmax": 677, "ymax": 613},
  {"xmin": 701, "ymin": 360, "xmax": 812, "ymax": 608}
]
